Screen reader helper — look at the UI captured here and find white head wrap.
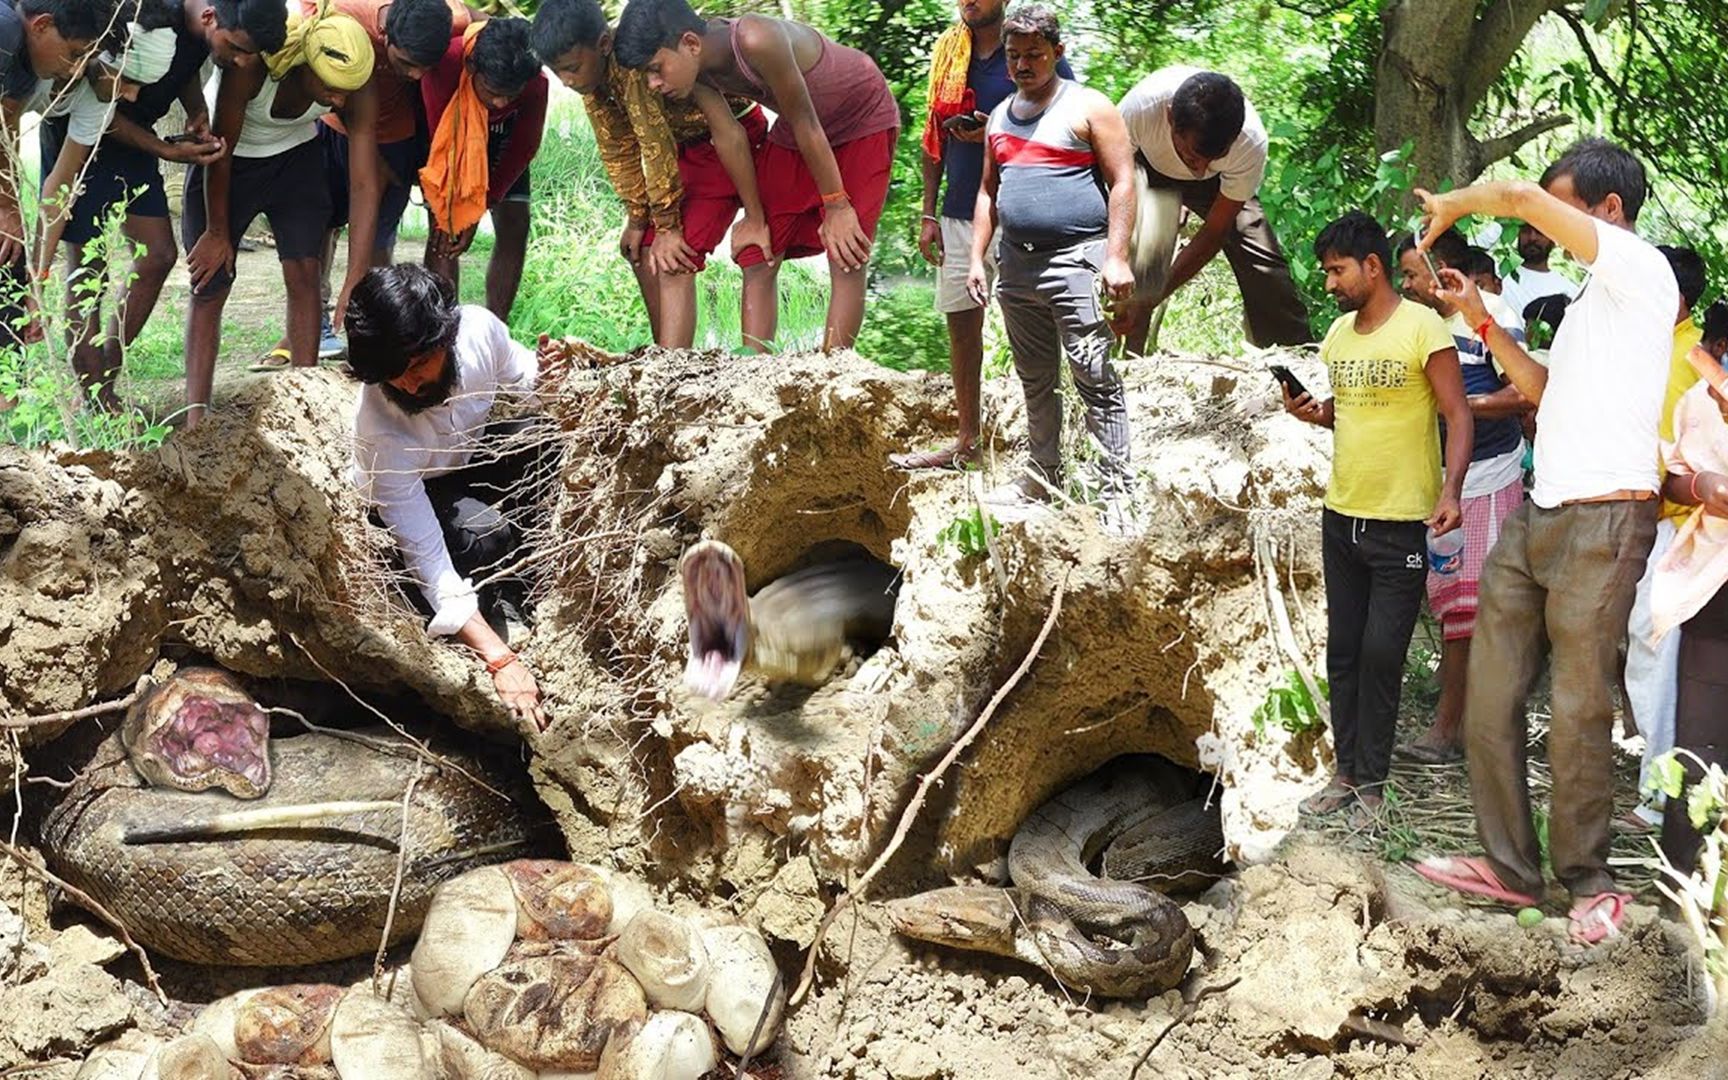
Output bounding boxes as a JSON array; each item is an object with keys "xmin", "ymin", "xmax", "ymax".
[{"xmin": 101, "ymin": 24, "xmax": 177, "ymax": 86}]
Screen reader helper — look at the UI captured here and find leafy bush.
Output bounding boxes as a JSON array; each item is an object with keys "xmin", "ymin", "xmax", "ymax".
[
  {"xmin": 854, "ymin": 282, "xmax": 949, "ymax": 371},
  {"xmin": 1250, "ymin": 669, "xmax": 1329, "ymax": 739},
  {"xmin": 935, "ymin": 506, "xmax": 996, "ymax": 558}
]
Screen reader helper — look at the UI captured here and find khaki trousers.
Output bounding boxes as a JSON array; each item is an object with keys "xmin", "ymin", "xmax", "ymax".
[{"xmin": 1465, "ymin": 499, "xmax": 1658, "ymax": 898}]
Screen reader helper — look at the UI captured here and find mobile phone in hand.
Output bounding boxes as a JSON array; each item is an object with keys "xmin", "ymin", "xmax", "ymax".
[
  {"xmin": 163, "ymin": 133, "xmax": 200, "ymax": 144},
  {"xmin": 943, "ymin": 112, "xmax": 986, "ymax": 134},
  {"xmin": 1269, "ymin": 364, "xmax": 1309, "ymax": 400}
]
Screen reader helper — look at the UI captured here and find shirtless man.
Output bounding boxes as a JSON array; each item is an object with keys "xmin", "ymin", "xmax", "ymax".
[{"xmin": 614, "ymin": 0, "xmax": 898, "ymax": 352}]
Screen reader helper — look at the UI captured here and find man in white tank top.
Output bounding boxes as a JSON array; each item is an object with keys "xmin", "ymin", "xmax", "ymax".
[{"xmin": 179, "ymin": 4, "xmax": 377, "ymax": 427}]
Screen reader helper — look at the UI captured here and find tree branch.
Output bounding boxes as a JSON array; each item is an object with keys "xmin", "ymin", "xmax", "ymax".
[
  {"xmin": 1554, "ymin": 7, "xmax": 1627, "ymax": 97},
  {"xmin": 1462, "ymin": 0, "xmax": 1569, "ymax": 110},
  {"xmin": 1475, "ymin": 113, "xmax": 1574, "ymax": 170}
]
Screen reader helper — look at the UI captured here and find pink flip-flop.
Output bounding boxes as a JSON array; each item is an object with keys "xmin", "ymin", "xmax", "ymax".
[
  {"xmin": 1411, "ymin": 855, "xmax": 1541, "ymax": 907},
  {"xmin": 1568, "ymin": 892, "xmax": 1632, "ymax": 945}
]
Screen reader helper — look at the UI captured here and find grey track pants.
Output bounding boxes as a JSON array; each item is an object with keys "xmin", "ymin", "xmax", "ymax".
[{"xmin": 997, "ymin": 237, "xmax": 1132, "ymax": 496}]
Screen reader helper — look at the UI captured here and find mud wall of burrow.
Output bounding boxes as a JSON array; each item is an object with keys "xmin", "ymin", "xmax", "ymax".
[{"xmin": 0, "ymin": 347, "xmax": 1340, "ymax": 913}]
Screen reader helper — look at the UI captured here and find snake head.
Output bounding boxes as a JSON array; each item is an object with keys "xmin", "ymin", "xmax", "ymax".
[
  {"xmin": 884, "ymin": 887, "xmax": 1022, "ymax": 960},
  {"xmin": 122, "ymin": 667, "xmax": 272, "ymax": 799},
  {"xmin": 678, "ymin": 540, "xmax": 751, "ymax": 701}
]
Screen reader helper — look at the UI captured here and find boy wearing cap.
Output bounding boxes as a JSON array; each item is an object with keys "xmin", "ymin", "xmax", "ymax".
[{"xmin": 181, "ymin": 2, "xmax": 378, "ymax": 426}]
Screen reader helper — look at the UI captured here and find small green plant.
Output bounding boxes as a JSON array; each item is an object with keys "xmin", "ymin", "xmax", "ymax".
[
  {"xmin": 1646, "ymin": 749, "xmax": 1728, "ymax": 1014},
  {"xmin": 1250, "ymin": 670, "xmax": 1329, "ymax": 739},
  {"xmin": 935, "ymin": 506, "xmax": 997, "ymax": 558},
  {"xmin": 1378, "ymin": 783, "xmax": 1421, "ymax": 862}
]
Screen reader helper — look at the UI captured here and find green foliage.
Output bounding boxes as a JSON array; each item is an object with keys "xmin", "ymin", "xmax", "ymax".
[
  {"xmin": 1259, "ymin": 139, "xmax": 1417, "ymax": 338},
  {"xmin": 1377, "ymin": 783, "xmax": 1420, "ymax": 863},
  {"xmin": 1251, "ymin": 669, "xmax": 1329, "ymax": 740},
  {"xmin": 935, "ymin": 505, "xmax": 996, "ymax": 558},
  {"xmin": 853, "ymin": 282, "xmax": 949, "ymax": 371}
]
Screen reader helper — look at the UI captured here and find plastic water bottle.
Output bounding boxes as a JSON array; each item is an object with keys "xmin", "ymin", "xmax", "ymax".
[{"xmin": 1427, "ymin": 527, "xmax": 1464, "ymax": 576}]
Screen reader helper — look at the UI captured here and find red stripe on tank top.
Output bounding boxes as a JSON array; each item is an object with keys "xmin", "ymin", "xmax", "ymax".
[{"xmin": 988, "ymin": 132, "xmax": 1097, "ymax": 168}]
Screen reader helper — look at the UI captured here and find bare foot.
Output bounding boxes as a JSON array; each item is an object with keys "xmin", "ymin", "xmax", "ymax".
[{"xmin": 888, "ymin": 442, "xmax": 981, "ymax": 472}]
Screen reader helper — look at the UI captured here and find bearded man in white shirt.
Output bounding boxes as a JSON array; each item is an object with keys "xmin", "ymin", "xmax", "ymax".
[{"xmin": 347, "ymin": 264, "xmax": 554, "ymax": 730}]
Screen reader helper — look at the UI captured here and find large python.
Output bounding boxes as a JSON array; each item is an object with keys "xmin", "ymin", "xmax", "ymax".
[
  {"xmin": 679, "ymin": 539, "xmax": 898, "ymax": 700},
  {"xmin": 40, "ymin": 668, "xmax": 539, "ymax": 967},
  {"xmin": 887, "ymin": 755, "xmax": 1227, "ymax": 999}
]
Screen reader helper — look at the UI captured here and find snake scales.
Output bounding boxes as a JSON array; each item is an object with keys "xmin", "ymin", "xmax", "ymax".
[
  {"xmin": 38, "ymin": 670, "xmax": 537, "ymax": 967},
  {"xmin": 888, "ymin": 755, "xmax": 1227, "ymax": 999}
]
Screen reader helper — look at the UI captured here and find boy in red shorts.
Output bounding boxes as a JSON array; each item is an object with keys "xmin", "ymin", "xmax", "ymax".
[
  {"xmin": 615, "ymin": 0, "xmax": 899, "ymax": 352},
  {"xmin": 533, "ymin": 0, "xmax": 767, "ymax": 348}
]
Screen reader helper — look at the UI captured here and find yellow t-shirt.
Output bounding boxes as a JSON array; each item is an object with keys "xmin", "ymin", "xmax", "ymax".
[
  {"xmin": 1320, "ymin": 298, "xmax": 1457, "ymax": 521},
  {"xmin": 1660, "ymin": 316, "xmax": 1707, "ymax": 522}
]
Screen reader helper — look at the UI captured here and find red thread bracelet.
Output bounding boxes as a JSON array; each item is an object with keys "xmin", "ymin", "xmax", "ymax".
[
  {"xmin": 821, "ymin": 190, "xmax": 849, "ymax": 206},
  {"xmin": 485, "ymin": 652, "xmax": 518, "ymax": 675},
  {"xmin": 1475, "ymin": 318, "xmax": 1494, "ymax": 341}
]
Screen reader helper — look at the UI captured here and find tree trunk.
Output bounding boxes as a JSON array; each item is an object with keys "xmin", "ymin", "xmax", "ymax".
[{"xmin": 1375, "ymin": 0, "xmax": 1569, "ymax": 189}]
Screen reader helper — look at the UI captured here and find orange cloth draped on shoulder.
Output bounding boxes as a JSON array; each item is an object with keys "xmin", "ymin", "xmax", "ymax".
[
  {"xmin": 920, "ymin": 23, "xmax": 975, "ymax": 160},
  {"xmin": 419, "ymin": 22, "xmax": 489, "ymax": 237}
]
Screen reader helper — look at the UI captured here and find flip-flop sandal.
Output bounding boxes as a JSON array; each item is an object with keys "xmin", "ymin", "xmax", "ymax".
[
  {"xmin": 1411, "ymin": 855, "xmax": 1541, "ymax": 907},
  {"xmin": 1394, "ymin": 741, "xmax": 1464, "ymax": 765},
  {"xmin": 1568, "ymin": 892, "xmax": 1632, "ymax": 945},
  {"xmin": 1300, "ymin": 779, "xmax": 1356, "ymax": 816},
  {"xmin": 248, "ymin": 348, "xmax": 292, "ymax": 373},
  {"xmin": 888, "ymin": 446, "xmax": 979, "ymax": 472}
]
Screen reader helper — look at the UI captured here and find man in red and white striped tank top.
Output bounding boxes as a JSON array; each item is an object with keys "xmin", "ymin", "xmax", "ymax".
[
  {"xmin": 967, "ymin": 5, "xmax": 1139, "ymax": 534},
  {"xmin": 614, "ymin": 0, "xmax": 899, "ymax": 353}
]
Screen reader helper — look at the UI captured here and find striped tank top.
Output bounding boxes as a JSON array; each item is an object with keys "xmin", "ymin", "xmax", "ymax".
[{"xmin": 987, "ymin": 79, "xmax": 1107, "ymax": 250}]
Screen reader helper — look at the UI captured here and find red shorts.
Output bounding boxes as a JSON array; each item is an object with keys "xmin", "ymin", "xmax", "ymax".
[
  {"xmin": 734, "ymin": 126, "xmax": 897, "ymax": 268},
  {"xmin": 642, "ymin": 106, "xmax": 769, "ymax": 270}
]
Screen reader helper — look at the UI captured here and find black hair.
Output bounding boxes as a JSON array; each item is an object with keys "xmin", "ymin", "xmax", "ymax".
[
  {"xmin": 1659, "ymin": 244, "xmax": 1707, "ymax": 310},
  {"xmin": 1394, "ymin": 227, "xmax": 1469, "ymax": 269},
  {"xmin": 384, "ymin": 0, "xmax": 455, "ymax": 68},
  {"xmin": 1540, "ymin": 136, "xmax": 1648, "ymax": 224},
  {"xmin": 1001, "ymin": 3, "xmax": 1060, "ymax": 45},
  {"xmin": 131, "ymin": 0, "xmax": 176, "ymax": 32},
  {"xmin": 209, "ymin": 0, "xmax": 287, "ymax": 53},
  {"xmin": 1463, "ymin": 247, "xmax": 1497, "ymax": 280},
  {"xmin": 470, "ymin": 16, "xmax": 539, "ymax": 97},
  {"xmin": 1523, "ymin": 293, "xmax": 1570, "ymax": 333},
  {"xmin": 531, "ymin": 0, "xmax": 607, "ymax": 64},
  {"xmin": 1171, "ymin": 71, "xmax": 1245, "ymax": 160},
  {"xmin": 344, "ymin": 265, "xmax": 462, "ymax": 384},
  {"xmin": 1704, "ymin": 300, "xmax": 1728, "ymax": 344},
  {"xmin": 1314, "ymin": 210, "xmax": 1392, "ymax": 273},
  {"xmin": 614, "ymin": 0, "xmax": 704, "ymax": 69},
  {"xmin": 21, "ymin": 0, "xmax": 122, "ymax": 44}
]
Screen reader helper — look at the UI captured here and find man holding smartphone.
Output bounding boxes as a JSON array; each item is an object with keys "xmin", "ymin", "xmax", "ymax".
[{"xmin": 888, "ymin": 0, "xmax": 1071, "ymax": 472}]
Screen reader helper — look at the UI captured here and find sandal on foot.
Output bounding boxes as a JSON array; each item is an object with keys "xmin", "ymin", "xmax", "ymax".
[
  {"xmin": 1411, "ymin": 855, "xmax": 1540, "ymax": 907},
  {"xmin": 888, "ymin": 445, "xmax": 979, "ymax": 472},
  {"xmin": 249, "ymin": 347, "xmax": 293, "ymax": 372},
  {"xmin": 1301, "ymin": 778, "xmax": 1356, "ymax": 816},
  {"xmin": 1568, "ymin": 892, "xmax": 1632, "ymax": 945},
  {"xmin": 1394, "ymin": 740, "xmax": 1463, "ymax": 765}
]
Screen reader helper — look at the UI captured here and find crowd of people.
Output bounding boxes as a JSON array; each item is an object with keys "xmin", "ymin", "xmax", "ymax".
[{"xmin": 9, "ymin": 0, "xmax": 1728, "ymax": 947}]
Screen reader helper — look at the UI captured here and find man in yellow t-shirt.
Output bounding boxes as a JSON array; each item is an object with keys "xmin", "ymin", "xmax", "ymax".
[
  {"xmin": 1282, "ymin": 210, "xmax": 1473, "ymax": 820},
  {"xmin": 1623, "ymin": 245, "xmax": 1709, "ymax": 830}
]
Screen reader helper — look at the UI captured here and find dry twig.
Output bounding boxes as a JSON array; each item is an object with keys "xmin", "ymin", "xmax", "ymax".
[
  {"xmin": 788, "ymin": 572, "xmax": 1070, "ymax": 1007},
  {"xmin": 0, "ymin": 838, "xmax": 167, "ymax": 1006},
  {"xmin": 1127, "ymin": 976, "xmax": 1240, "ymax": 1079},
  {"xmin": 733, "ymin": 967, "xmax": 784, "ymax": 1080},
  {"xmin": 0, "ymin": 686, "xmax": 141, "ymax": 730},
  {"xmin": 373, "ymin": 764, "xmax": 425, "ymax": 995}
]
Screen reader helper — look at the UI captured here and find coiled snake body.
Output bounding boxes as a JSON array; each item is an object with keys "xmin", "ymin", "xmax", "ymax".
[
  {"xmin": 39, "ymin": 671, "xmax": 537, "ymax": 967},
  {"xmin": 888, "ymin": 756, "xmax": 1226, "ymax": 999}
]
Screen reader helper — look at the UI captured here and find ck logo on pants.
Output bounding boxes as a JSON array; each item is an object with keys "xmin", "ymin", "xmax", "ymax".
[{"xmin": 1405, "ymin": 553, "xmax": 1425, "ymax": 570}]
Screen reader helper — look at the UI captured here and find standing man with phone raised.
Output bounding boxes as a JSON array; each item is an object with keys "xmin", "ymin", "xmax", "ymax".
[
  {"xmin": 1283, "ymin": 210, "xmax": 1471, "ymax": 823},
  {"xmin": 887, "ymin": 0, "xmax": 1071, "ymax": 472}
]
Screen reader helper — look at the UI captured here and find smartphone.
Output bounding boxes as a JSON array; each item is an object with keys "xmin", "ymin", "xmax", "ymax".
[
  {"xmin": 1269, "ymin": 364, "xmax": 1309, "ymax": 400},
  {"xmin": 1414, "ymin": 231, "xmax": 1441, "ymax": 283},
  {"xmin": 163, "ymin": 133, "xmax": 200, "ymax": 144},
  {"xmin": 943, "ymin": 112, "xmax": 986, "ymax": 134}
]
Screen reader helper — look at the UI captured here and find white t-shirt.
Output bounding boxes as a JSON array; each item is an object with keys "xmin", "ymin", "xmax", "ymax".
[
  {"xmin": 352, "ymin": 306, "xmax": 539, "ymax": 635},
  {"xmin": 1530, "ymin": 220, "xmax": 1678, "ymax": 509},
  {"xmin": 1500, "ymin": 266, "xmax": 1579, "ymax": 325},
  {"xmin": 26, "ymin": 78, "xmax": 114, "ymax": 146},
  {"xmin": 1118, "ymin": 65, "xmax": 1268, "ymax": 203}
]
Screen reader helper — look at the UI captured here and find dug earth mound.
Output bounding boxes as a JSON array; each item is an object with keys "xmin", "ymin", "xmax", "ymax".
[{"xmin": 0, "ymin": 348, "xmax": 1723, "ymax": 1075}]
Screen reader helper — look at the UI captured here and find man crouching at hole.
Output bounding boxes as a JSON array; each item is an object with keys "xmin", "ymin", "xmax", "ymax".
[{"xmin": 347, "ymin": 263, "xmax": 557, "ymax": 730}]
